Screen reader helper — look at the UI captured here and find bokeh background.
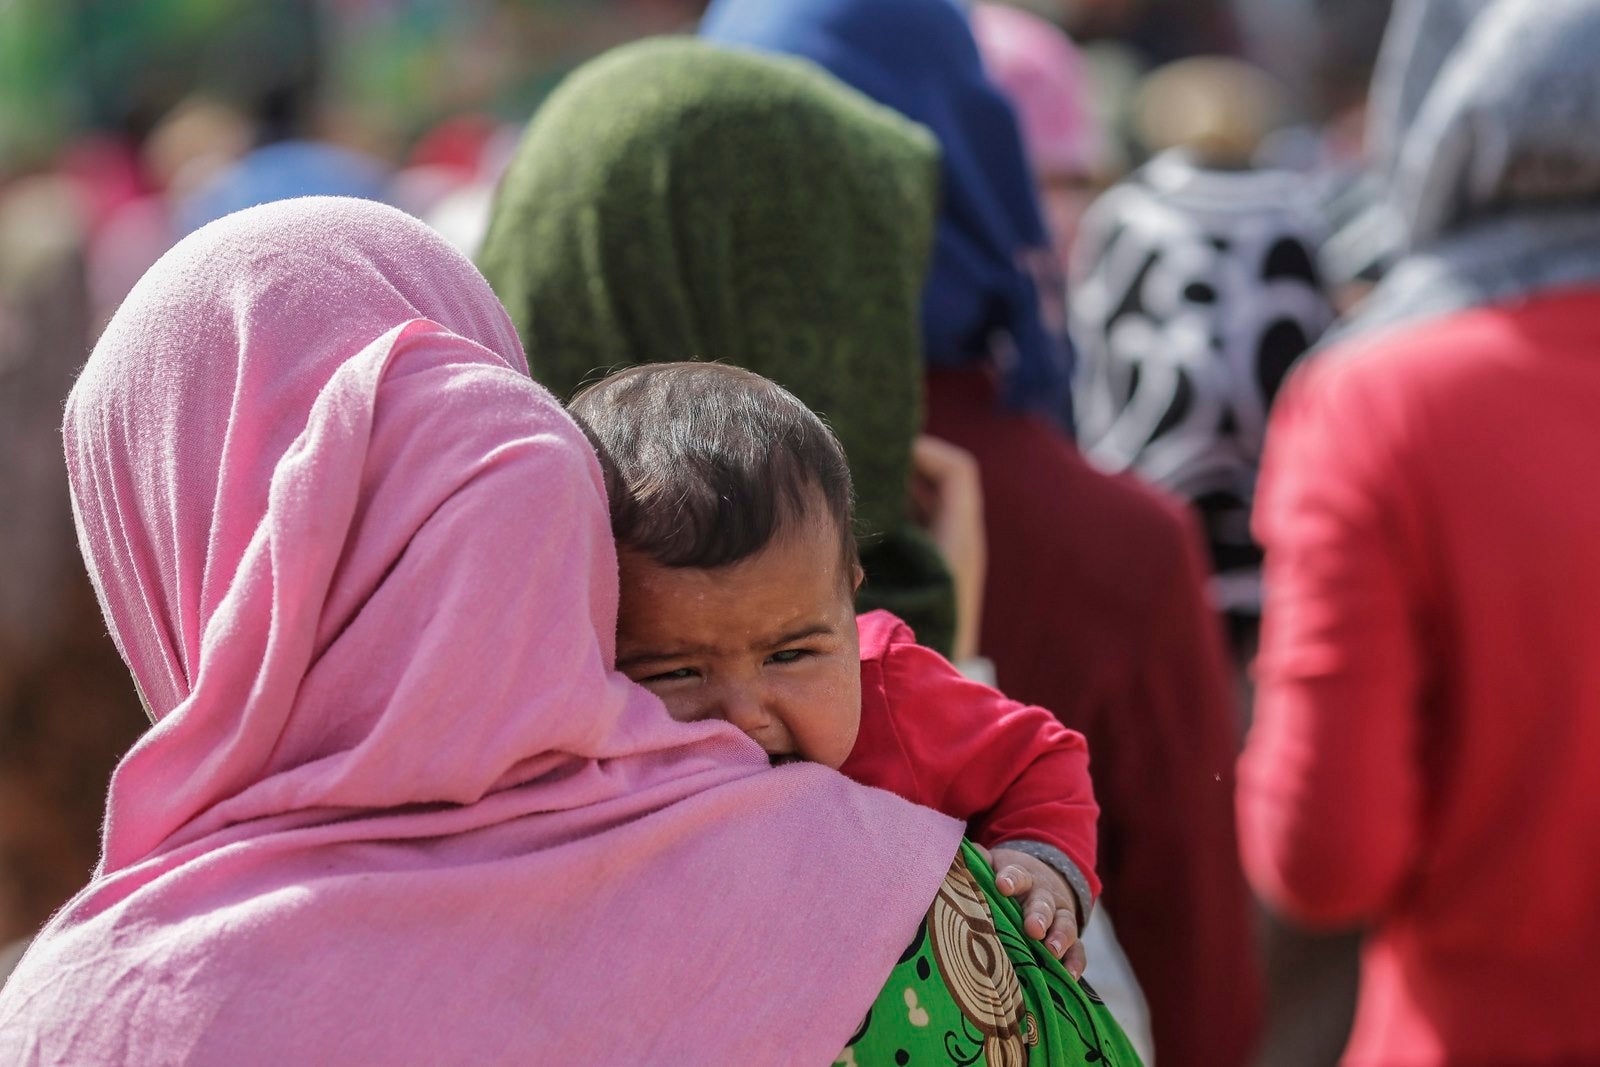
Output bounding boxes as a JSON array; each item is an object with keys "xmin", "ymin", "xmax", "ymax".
[{"xmin": 1, "ymin": 0, "xmax": 1392, "ymax": 1059}]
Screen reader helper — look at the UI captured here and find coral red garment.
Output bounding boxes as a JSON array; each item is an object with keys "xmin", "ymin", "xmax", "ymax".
[
  {"xmin": 1242, "ymin": 291, "xmax": 1600, "ymax": 1065},
  {"xmin": 925, "ymin": 366, "xmax": 1262, "ymax": 1067},
  {"xmin": 844, "ymin": 609, "xmax": 1100, "ymax": 900},
  {"xmin": 0, "ymin": 197, "xmax": 962, "ymax": 1065}
]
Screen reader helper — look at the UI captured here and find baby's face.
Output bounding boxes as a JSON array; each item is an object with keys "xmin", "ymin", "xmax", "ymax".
[{"xmin": 615, "ymin": 516, "xmax": 861, "ymax": 769}]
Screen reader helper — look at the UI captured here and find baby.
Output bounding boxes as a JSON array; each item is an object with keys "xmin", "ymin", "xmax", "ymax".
[{"xmin": 569, "ymin": 362, "xmax": 1100, "ymax": 971}]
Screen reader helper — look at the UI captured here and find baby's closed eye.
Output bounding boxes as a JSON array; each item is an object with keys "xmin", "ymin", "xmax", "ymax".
[{"xmin": 638, "ymin": 667, "xmax": 698, "ymax": 684}]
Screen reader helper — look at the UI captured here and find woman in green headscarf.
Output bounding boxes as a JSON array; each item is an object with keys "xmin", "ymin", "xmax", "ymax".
[
  {"xmin": 478, "ymin": 37, "xmax": 1142, "ymax": 1066},
  {"xmin": 478, "ymin": 35, "xmax": 960, "ymax": 656}
]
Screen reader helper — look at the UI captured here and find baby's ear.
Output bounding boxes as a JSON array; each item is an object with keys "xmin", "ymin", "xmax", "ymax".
[{"xmin": 851, "ymin": 562, "xmax": 865, "ymax": 593}]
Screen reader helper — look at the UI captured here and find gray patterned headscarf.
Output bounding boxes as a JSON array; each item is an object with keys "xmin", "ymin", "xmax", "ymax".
[
  {"xmin": 1318, "ymin": 0, "xmax": 1495, "ymax": 292},
  {"xmin": 1070, "ymin": 150, "xmax": 1336, "ymax": 614},
  {"xmin": 1364, "ymin": 0, "xmax": 1495, "ymax": 183},
  {"xmin": 1335, "ymin": 0, "xmax": 1600, "ymax": 340}
]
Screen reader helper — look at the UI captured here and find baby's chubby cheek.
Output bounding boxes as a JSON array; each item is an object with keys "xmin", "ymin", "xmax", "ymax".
[{"xmin": 799, "ymin": 680, "xmax": 861, "ymax": 770}]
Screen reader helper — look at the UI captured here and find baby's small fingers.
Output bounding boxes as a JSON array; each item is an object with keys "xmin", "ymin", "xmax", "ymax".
[
  {"xmin": 1023, "ymin": 890, "xmax": 1055, "ymax": 939},
  {"xmin": 1063, "ymin": 937, "xmax": 1088, "ymax": 980},
  {"xmin": 1043, "ymin": 910, "xmax": 1079, "ymax": 961},
  {"xmin": 994, "ymin": 864, "xmax": 1033, "ymax": 898}
]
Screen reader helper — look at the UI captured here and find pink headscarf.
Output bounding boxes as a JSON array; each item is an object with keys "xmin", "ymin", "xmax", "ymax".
[
  {"xmin": 0, "ymin": 197, "xmax": 961, "ymax": 1064},
  {"xmin": 970, "ymin": 2, "xmax": 1108, "ymax": 178}
]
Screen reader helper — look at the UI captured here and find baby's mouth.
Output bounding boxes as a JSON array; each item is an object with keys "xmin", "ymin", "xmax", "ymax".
[{"xmin": 769, "ymin": 753, "xmax": 803, "ymax": 767}]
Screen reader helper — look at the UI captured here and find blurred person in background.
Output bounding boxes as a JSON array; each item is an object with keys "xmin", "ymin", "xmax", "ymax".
[
  {"xmin": 174, "ymin": 135, "xmax": 391, "ymax": 234},
  {"xmin": 86, "ymin": 95, "xmax": 255, "ymax": 326},
  {"xmin": 704, "ymin": 0, "xmax": 1075, "ymax": 424},
  {"xmin": 1311, "ymin": 0, "xmax": 1491, "ymax": 318},
  {"xmin": 170, "ymin": 7, "xmax": 393, "ymax": 243},
  {"xmin": 1020, "ymin": 0, "xmax": 1237, "ymax": 63},
  {"xmin": 1238, "ymin": 0, "xmax": 1398, "ymax": 320},
  {"xmin": 1067, "ymin": 50, "xmax": 1351, "ymax": 1067},
  {"xmin": 1233, "ymin": 0, "xmax": 1393, "ymax": 147},
  {"xmin": 416, "ymin": 121, "xmax": 524, "ymax": 257},
  {"xmin": 1073, "ymin": 57, "xmax": 1354, "ymax": 1067},
  {"xmin": 0, "ymin": 177, "xmax": 146, "ymax": 982},
  {"xmin": 15, "ymin": 0, "xmax": 374, "ymax": 321},
  {"xmin": 1240, "ymin": 0, "xmax": 1600, "ymax": 1063},
  {"xmin": 1070, "ymin": 55, "xmax": 1335, "ymax": 670},
  {"xmin": 1130, "ymin": 56, "xmax": 1285, "ymax": 168},
  {"xmin": 699, "ymin": 1, "xmax": 1263, "ymax": 1063},
  {"xmin": 970, "ymin": 2, "xmax": 1120, "ymax": 280},
  {"xmin": 387, "ymin": 113, "xmax": 504, "ymax": 226}
]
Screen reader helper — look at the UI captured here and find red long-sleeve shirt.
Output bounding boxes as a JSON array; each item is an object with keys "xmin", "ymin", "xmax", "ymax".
[
  {"xmin": 1241, "ymin": 290, "xmax": 1600, "ymax": 1065},
  {"xmin": 842, "ymin": 610, "xmax": 1101, "ymax": 905}
]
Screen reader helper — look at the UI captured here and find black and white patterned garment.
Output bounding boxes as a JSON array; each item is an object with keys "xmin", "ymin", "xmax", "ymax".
[{"xmin": 1069, "ymin": 150, "xmax": 1335, "ymax": 614}]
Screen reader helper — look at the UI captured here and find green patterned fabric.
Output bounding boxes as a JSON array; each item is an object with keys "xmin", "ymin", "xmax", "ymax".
[
  {"xmin": 840, "ymin": 841, "xmax": 1143, "ymax": 1066},
  {"xmin": 478, "ymin": 37, "xmax": 957, "ymax": 655}
]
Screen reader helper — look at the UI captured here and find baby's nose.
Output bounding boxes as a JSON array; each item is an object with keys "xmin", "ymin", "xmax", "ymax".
[{"xmin": 717, "ymin": 685, "xmax": 771, "ymax": 735}]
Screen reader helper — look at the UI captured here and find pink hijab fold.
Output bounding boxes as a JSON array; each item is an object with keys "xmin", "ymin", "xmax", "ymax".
[{"xmin": 0, "ymin": 197, "xmax": 961, "ymax": 1064}]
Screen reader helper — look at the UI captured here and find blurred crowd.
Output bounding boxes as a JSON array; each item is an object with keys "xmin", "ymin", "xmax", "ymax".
[{"xmin": 7, "ymin": 0, "xmax": 1600, "ymax": 1063}]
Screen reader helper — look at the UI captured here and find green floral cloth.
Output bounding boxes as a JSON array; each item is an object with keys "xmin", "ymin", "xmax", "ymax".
[{"xmin": 840, "ymin": 842, "xmax": 1142, "ymax": 1066}]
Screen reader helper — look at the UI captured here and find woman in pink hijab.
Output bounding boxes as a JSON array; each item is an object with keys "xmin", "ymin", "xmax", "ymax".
[{"xmin": 0, "ymin": 197, "xmax": 971, "ymax": 1063}]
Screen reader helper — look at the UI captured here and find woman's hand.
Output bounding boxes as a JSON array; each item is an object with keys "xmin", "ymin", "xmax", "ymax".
[{"xmin": 909, "ymin": 434, "xmax": 986, "ymax": 662}]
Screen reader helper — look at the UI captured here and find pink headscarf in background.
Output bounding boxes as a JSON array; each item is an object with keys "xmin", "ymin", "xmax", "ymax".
[
  {"xmin": 970, "ymin": 2, "xmax": 1108, "ymax": 178},
  {"xmin": 0, "ymin": 197, "xmax": 962, "ymax": 1064}
]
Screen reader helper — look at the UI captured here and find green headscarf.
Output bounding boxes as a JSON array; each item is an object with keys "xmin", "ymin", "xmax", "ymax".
[{"xmin": 479, "ymin": 37, "xmax": 957, "ymax": 654}]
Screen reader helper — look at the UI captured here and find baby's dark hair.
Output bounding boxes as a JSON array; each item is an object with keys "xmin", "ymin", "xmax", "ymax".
[{"xmin": 567, "ymin": 362, "xmax": 858, "ymax": 576}]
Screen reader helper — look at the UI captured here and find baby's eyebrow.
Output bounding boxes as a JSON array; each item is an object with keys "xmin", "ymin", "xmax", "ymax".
[{"xmin": 760, "ymin": 624, "xmax": 836, "ymax": 649}]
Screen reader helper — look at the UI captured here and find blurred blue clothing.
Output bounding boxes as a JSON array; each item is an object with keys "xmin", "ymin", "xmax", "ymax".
[
  {"xmin": 179, "ymin": 141, "xmax": 391, "ymax": 235},
  {"xmin": 700, "ymin": 0, "xmax": 1074, "ymax": 420}
]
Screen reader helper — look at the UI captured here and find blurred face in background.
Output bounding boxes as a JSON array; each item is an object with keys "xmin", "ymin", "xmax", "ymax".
[
  {"xmin": 970, "ymin": 3, "xmax": 1117, "ymax": 270},
  {"xmin": 1040, "ymin": 167, "xmax": 1107, "ymax": 275},
  {"xmin": 1014, "ymin": 0, "xmax": 1142, "ymax": 37}
]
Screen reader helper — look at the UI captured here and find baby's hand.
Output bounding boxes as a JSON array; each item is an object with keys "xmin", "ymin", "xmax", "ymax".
[{"xmin": 989, "ymin": 846, "xmax": 1086, "ymax": 978}]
